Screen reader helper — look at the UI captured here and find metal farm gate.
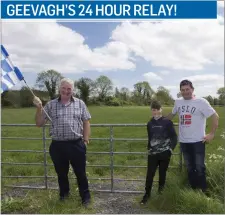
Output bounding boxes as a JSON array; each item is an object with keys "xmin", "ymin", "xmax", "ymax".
[{"xmin": 1, "ymin": 123, "xmax": 182, "ymax": 194}]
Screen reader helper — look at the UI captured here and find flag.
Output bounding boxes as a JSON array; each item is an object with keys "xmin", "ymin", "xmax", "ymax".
[
  {"xmin": 1, "ymin": 45, "xmax": 24, "ymax": 93},
  {"xmin": 180, "ymin": 114, "xmax": 192, "ymax": 125}
]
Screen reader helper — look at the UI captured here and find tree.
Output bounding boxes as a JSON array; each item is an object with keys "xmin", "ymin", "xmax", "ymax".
[
  {"xmin": 142, "ymin": 81, "xmax": 154, "ymax": 105},
  {"xmin": 36, "ymin": 70, "xmax": 64, "ymax": 99},
  {"xmin": 213, "ymin": 98, "xmax": 219, "ymax": 105},
  {"xmin": 120, "ymin": 87, "xmax": 130, "ymax": 101},
  {"xmin": 95, "ymin": 75, "xmax": 113, "ymax": 101},
  {"xmin": 217, "ymin": 87, "xmax": 225, "ymax": 105},
  {"xmin": 1, "ymin": 90, "xmax": 20, "ymax": 108},
  {"xmin": 155, "ymin": 86, "xmax": 174, "ymax": 105},
  {"xmin": 20, "ymin": 87, "xmax": 34, "ymax": 107},
  {"xmin": 133, "ymin": 82, "xmax": 154, "ymax": 105},
  {"xmin": 75, "ymin": 77, "xmax": 94, "ymax": 104},
  {"xmin": 1, "ymin": 91, "xmax": 12, "ymax": 107},
  {"xmin": 115, "ymin": 87, "xmax": 120, "ymax": 98},
  {"xmin": 204, "ymin": 95, "xmax": 214, "ymax": 105}
]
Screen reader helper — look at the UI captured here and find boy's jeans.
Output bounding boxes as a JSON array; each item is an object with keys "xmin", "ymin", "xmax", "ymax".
[
  {"xmin": 180, "ymin": 142, "xmax": 206, "ymax": 192},
  {"xmin": 145, "ymin": 150, "xmax": 171, "ymax": 195}
]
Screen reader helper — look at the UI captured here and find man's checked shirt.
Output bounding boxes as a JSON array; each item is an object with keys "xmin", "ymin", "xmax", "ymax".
[{"xmin": 43, "ymin": 96, "xmax": 91, "ymax": 141}]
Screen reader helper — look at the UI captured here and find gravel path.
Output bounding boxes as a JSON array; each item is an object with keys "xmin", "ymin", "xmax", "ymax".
[
  {"xmin": 2, "ymin": 180, "xmax": 158, "ymax": 214},
  {"xmin": 93, "ymin": 192, "xmax": 153, "ymax": 214},
  {"xmin": 88, "ymin": 180, "xmax": 156, "ymax": 214}
]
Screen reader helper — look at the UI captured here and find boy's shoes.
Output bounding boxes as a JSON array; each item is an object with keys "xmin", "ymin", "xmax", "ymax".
[
  {"xmin": 140, "ymin": 193, "xmax": 150, "ymax": 205},
  {"xmin": 158, "ymin": 187, "xmax": 164, "ymax": 195}
]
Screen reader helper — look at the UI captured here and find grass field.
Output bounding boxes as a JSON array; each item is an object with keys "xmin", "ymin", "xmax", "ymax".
[{"xmin": 1, "ymin": 106, "xmax": 225, "ymax": 214}]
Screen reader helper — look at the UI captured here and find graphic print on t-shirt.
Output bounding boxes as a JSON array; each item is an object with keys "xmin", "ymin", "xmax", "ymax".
[
  {"xmin": 178, "ymin": 105, "xmax": 196, "ymax": 127},
  {"xmin": 174, "ymin": 98, "xmax": 216, "ymax": 142},
  {"xmin": 180, "ymin": 114, "xmax": 192, "ymax": 125}
]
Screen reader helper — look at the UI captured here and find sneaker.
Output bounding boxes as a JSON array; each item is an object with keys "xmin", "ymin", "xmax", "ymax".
[
  {"xmin": 140, "ymin": 194, "xmax": 150, "ymax": 205},
  {"xmin": 82, "ymin": 198, "xmax": 91, "ymax": 208}
]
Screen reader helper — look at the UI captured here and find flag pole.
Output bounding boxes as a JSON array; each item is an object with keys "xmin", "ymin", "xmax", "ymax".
[
  {"xmin": 22, "ymin": 78, "xmax": 52, "ymax": 122},
  {"xmin": 6, "ymin": 57, "xmax": 52, "ymax": 122}
]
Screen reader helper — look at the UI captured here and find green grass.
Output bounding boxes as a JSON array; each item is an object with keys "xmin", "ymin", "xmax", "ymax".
[
  {"xmin": 1, "ymin": 106, "xmax": 225, "ymax": 214},
  {"xmin": 1, "ymin": 188, "xmax": 95, "ymax": 214},
  {"xmin": 144, "ymin": 160, "xmax": 225, "ymax": 214}
]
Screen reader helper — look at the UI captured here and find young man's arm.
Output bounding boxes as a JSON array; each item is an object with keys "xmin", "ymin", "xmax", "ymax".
[
  {"xmin": 166, "ymin": 101, "xmax": 177, "ymax": 120},
  {"xmin": 166, "ymin": 113, "xmax": 176, "ymax": 120},
  {"xmin": 200, "ymin": 99, "xmax": 219, "ymax": 143},
  {"xmin": 167, "ymin": 120, "xmax": 178, "ymax": 151},
  {"xmin": 203, "ymin": 112, "xmax": 219, "ymax": 143}
]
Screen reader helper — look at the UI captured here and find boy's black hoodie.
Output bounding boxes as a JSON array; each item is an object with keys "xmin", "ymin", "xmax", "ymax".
[{"xmin": 147, "ymin": 116, "xmax": 177, "ymax": 155}]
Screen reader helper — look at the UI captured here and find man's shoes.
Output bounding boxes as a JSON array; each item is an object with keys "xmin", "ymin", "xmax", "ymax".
[
  {"xmin": 82, "ymin": 198, "xmax": 91, "ymax": 208},
  {"xmin": 140, "ymin": 194, "xmax": 150, "ymax": 205},
  {"xmin": 59, "ymin": 193, "xmax": 70, "ymax": 201}
]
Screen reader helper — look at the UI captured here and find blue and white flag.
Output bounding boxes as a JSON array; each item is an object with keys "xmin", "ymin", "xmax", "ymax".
[{"xmin": 1, "ymin": 45, "xmax": 24, "ymax": 93}]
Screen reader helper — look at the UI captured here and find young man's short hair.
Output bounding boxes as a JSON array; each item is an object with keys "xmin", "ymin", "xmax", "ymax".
[
  {"xmin": 180, "ymin": 79, "xmax": 194, "ymax": 90},
  {"xmin": 151, "ymin": 100, "xmax": 161, "ymax": 110}
]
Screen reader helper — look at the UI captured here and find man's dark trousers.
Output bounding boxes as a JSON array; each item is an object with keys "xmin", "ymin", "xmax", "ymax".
[
  {"xmin": 49, "ymin": 139, "xmax": 90, "ymax": 202},
  {"xmin": 145, "ymin": 150, "xmax": 171, "ymax": 195},
  {"xmin": 180, "ymin": 142, "xmax": 206, "ymax": 192}
]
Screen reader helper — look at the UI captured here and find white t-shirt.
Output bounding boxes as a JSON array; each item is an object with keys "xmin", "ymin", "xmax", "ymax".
[{"xmin": 172, "ymin": 97, "xmax": 216, "ymax": 143}]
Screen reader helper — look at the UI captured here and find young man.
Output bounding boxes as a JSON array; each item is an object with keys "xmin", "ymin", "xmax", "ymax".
[
  {"xmin": 167, "ymin": 79, "xmax": 219, "ymax": 193},
  {"xmin": 141, "ymin": 100, "xmax": 178, "ymax": 204}
]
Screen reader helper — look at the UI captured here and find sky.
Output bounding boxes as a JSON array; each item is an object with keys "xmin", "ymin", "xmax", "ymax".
[{"xmin": 1, "ymin": 2, "xmax": 224, "ymax": 99}]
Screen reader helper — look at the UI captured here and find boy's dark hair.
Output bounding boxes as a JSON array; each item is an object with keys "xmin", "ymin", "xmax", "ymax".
[
  {"xmin": 151, "ymin": 100, "xmax": 161, "ymax": 110},
  {"xmin": 180, "ymin": 79, "xmax": 194, "ymax": 90}
]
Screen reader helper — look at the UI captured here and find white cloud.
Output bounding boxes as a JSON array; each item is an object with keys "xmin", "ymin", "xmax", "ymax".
[
  {"xmin": 163, "ymin": 85, "xmax": 177, "ymax": 90},
  {"xmin": 182, "ymin": 74, "xmax": 224, "ymax": 83},
  {"xmin": 2, "ymin": 21, "xmax": 135, "ymax": 74},
  {"xmin": 2, "ymin": 16, "xmax": 223, "ymax": 75},
  {"xmin": 180, "ymin": 74, "xmax": 224, "ymax": 97},
  {"xmin": 218, "ymin": 1, "xmax": 224, "ymax": 8},
  {"xmin": 110, "ymin": 18, "xmax": 224, "ymax": 71},
  {"xmin": 143, "ymin": 72, "xmax": 162, "ymax": 81},
  {"xmin": 218, "ymin": 15, "xmax": 224, "ymax": 25},
  {"xmin": 159, "ymin": 70, "xmax": 171, "ymax": 75},
  {"xmin": 2, "ymin": 16, "xmax": 224, "ymax": 98},
  {"xmin": 152, "ymin": 85, "xmax": 177, "ymax": 90}
]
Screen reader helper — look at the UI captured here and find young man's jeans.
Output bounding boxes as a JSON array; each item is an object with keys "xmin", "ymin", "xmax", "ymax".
[
  {"xmin": 180, "ymin": 142, "xmax": 206, "ymax": 192},
  {"xmin": 145, "ymin": 150, "xmax": 171, "ymax": 195}
]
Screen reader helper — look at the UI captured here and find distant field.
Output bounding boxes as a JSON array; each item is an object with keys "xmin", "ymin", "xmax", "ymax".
[
  {"xmin": 1, "ymin": 106, "xmax": 175, "ymax": 183},
  {"xmin": 1, "ymin": 106, "xmax": 224, "ymax": 214},
  {"xmin": 1, "ymin": 106, "xmax": 224, "ymax": 183}
]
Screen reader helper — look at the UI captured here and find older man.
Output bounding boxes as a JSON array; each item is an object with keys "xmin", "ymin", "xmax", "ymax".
[
  {"xmin": 167, "ymin": 79, "xmax": 219, "ymax": 193},
  {"xmin": 33, "ymin": 78, "xmax": 91, "ymax": 206}
]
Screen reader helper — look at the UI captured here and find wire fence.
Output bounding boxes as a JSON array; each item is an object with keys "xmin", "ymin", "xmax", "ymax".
[{"xmin": 1, "ymin": 123, "xmax": 182, "ymax": 193}]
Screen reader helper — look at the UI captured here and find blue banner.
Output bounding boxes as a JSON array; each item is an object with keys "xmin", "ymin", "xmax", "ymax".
[{"xmin": 1, "ymin": 0, "xmax": 217, "ymax": 19}]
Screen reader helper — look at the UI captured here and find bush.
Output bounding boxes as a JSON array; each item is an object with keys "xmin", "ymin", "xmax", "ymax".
[
  {"xmin": 147, "ymin": 166, "xmax": 225, "ymax": 214},
  {"xmin": 105, "ymin": 97, "xmax": 121, "ymax": 106}
]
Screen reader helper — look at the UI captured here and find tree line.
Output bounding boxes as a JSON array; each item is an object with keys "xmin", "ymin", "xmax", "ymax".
[{"xmin": 1, "ymin": 70, "xmax": 224, "ymax": 107}]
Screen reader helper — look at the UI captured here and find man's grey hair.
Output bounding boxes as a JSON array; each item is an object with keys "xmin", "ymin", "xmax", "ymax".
[{"xmin": 59, "ymin": 78, "xmax": 74, "ymax": 90}]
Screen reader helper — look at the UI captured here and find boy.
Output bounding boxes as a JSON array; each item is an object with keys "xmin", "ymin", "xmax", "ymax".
[{"xmin": 141, "ymin": 100, "xmax": 178, "ymax": 204}]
